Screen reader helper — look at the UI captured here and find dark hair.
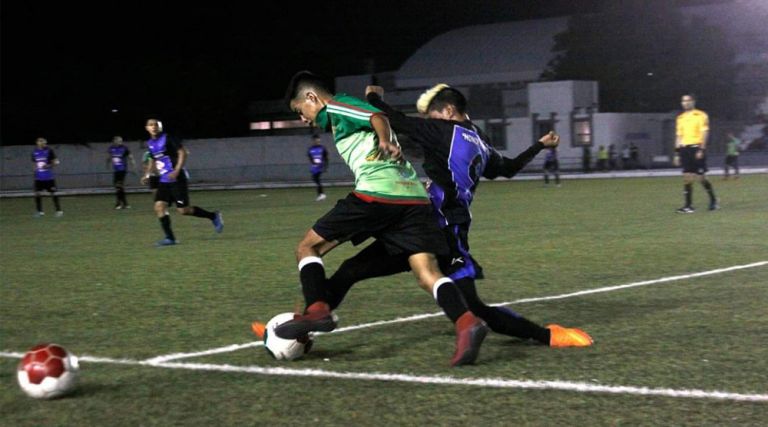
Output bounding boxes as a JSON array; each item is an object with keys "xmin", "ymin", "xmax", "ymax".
[
  {"xmin": 428, "ymin": 87, "xmax": 468, "ymax": 115},
  {"xmin": 284, "ymin": 70, "xmax": 333, "ymax": 109}
]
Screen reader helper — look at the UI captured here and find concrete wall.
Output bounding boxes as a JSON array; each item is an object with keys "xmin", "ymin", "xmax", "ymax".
[{"xmin": 0, "ymin": 134, "xmax": 355, "ymax": 191}]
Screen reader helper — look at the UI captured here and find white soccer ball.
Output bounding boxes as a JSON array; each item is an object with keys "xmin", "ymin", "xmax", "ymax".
[
  {"xmin": 264, "ymin": 312, "xmax": 313, "ymax": 361},
  {"xmin": 17, "ymin": 343, "xmax": 79, "ymax": 399}
]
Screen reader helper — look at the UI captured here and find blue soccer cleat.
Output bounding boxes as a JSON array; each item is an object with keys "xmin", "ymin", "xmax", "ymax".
[{"xmin": 213, "ymin": 211, "xmax": 224, "ymax": 233}]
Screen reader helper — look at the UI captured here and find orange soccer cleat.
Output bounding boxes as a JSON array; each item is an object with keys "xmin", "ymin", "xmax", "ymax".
[
  {"xmin": 251, "ymin": 321, "xmax": 266, "ymax": 340},
  {"xmin": 547, "ymin": 324, "xmax": 594, "ymax": 348}
]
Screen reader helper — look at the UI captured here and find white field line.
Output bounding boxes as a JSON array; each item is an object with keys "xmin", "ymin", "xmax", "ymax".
[
  {"xmin": 1, "ymin": 352, "xmax": 766, "ymax": 402},
  {"xmin": 145, "ymin": 260, "xmax": 768, "ymax": 364}
]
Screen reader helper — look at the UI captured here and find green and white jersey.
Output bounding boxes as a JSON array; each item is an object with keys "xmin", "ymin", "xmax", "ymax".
[
  {"xmin": 727, "ymin": 137, "xmax": 741, "ymax": 156},
  {"xmin": 315, "ymin": 94, "xmax": 428, "ymax": 204}
]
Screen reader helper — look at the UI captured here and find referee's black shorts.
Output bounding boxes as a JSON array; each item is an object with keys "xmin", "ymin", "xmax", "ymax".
[
  {"xmin": 680, "ymin": 146, "xmax": 708, "ymax": 174},
  {"xmin": 313, "ymin": 193, "xmax": 449, "ymax": 256}
]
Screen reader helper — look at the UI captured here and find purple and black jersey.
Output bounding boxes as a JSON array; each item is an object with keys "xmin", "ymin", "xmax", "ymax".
[
  {"xmin": 32, "ymin": 148, "xmax": 57, "ymax": 181},
  {"xmin": 147, "ymin": 133, "xmax": 184, "ymax": 183},
  {"xmin": 367, "ymin": 93, "xmax": 544, "ymax": 226},
  {"xmin": 109, "ymin": 145, "xmax": 131, "ymax": 172},
  {"xmin": 308, "ymin": 144, "xmax": 328, "ymax": 174},
  {"xmin": 544, "ymin": 147, "xmax": 557, "ymax": 162}
]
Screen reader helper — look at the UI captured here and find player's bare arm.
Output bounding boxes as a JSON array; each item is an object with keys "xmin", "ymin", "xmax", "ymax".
[
  {"xmin": 167, "ymin": 147, "xmax": 186, "ymax": 180},
  {"xmin": 370, "ymin": 114, "xmax": 401, "ymax": 160}
]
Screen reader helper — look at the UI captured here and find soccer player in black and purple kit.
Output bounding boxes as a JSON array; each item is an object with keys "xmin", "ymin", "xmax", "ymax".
[
  {"xmin": 319, "ymin": 84, "xmax": 592, "ymax": 348},
  {"xmin": 543, "ymin": 146, "xmax": 561, "ymax": 187},
  {"xmin": 107, "ymin": 136, "xmax": 136, "ymax": 209},
  {"xmin": 31, "ymin": 137, "xmax": 63, "ymax": 217},
  {"xmin": 307, "ymin": 134, "xmax": 328, "ymax": 201},
  {"xmin": 144, "ymin": 118, "xmax": 223, "ymax": 246}
]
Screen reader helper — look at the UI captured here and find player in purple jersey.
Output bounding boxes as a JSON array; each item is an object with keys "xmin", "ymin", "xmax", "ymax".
[
  {"xmin": 143, "ymin": 118, "xmax": 223, "ymax": 246},
  {"xmin": 31, "ymin": 138, "xmax": 63, "ymax": 217},
  {"xmin": 317, "ymin": 84, "xmax": 592, "ymax": 348},
  {"xmin": 106, "ymin": 136, "xmax": 136, "ymax": 209},
  {"xmin": 307, "ymin": 134, "xmax": 329, "ymax": 201},
  {"xmin": 543, "ymin": 146, "xmax": 561, "ymax": 187}
]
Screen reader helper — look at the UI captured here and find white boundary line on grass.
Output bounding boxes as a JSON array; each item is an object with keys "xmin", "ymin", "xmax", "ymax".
[
  {"xmin": 1, "ymin": 352, "xmax": 766, "ymax": 402},
  {"xmin": 144, "ymin": 260, "xmax": 768, "ymax": 364}
]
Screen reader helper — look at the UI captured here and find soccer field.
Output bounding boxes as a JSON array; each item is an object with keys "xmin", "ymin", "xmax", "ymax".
[{"xmin": 2, "ymin": 176, "xmax": 767, "ymax": 426}]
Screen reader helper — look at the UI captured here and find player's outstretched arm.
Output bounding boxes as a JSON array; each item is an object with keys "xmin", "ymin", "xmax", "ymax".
[{"xmin": 484, "ymin": 132, "xmax": 559, "ymax": 179}]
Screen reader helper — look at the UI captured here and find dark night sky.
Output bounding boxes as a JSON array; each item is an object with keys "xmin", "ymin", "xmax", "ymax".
[{"xmin": 2, "ymin": 1, "xmax": 605, "ymax": 144}]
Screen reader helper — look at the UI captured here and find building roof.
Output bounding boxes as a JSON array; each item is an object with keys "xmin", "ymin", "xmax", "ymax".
[{"xmin": 395, "ymin": 17, "xmax": 568, "ymax": 89}]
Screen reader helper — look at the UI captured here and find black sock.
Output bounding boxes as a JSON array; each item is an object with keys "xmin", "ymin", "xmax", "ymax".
[
  {"xmin": 684, "ymin": 184, "xmax": 692, "ymax": 207},
  {"xmin": 160, "ymin": 215, "xmax": 175, "ymax": 240},
  {"xmin": 191, "ymin": 206, "xmax": 216, "ymax": 220},
  {"xmin": 455, "ymin": 278, "xmax": 549, "ymax": 343},
  {"xmin": 299, "ymin": 257, "xmax": 327, "ymax": 309},
  {"xmin": 701, "ymin": 179, "xmax": 716, "ymax": 203},
  {"xmin": 35, "ymin": 196, "xmax": 42, "ymax": 212},
  {"xmin": 118, "ymin": 188, "xmax": 127, "ymax": 205},
  {"xmin": 434, "ymin": 279, "xmax": 468, "ymax": 323},
  {"xmin": 544, "ymin": 174, "xmax": 549, "ymax": 184},
  {"xmin": 326, "ymin": 241, "xmax": 410, "ymax": 310},
  {"xmin": 52, "ymin": 195, "xmax": 61, "ymax": 211},
  {"xmin": 555, "ymin": 173, "xmax": 560, "ymax": 185}
]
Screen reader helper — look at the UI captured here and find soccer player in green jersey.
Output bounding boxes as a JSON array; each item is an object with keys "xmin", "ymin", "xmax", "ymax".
[{"xmin": 274, "ymin": 71, "xmax": 488, "ymax": 366}]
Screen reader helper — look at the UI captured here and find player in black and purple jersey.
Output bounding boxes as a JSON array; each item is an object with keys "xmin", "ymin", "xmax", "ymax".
[
  {"xmin": 107, "ymin": 136, "xmax": 136, "ymax": 209},
  {"xmin": 543, "ymin": 146, "xmax": 561, "ymax": 187},
  {"xmin": 319, "ymin": 84, "xmax": 592, "ymax": 348},
  {"xmin": 31, "ymin": 137, "xmax": 63, "ymax": 217},
  {"xmin": 143, "ymin": 118, "xmax": 223, "ymax": 246},
  {"xmin": 307, "ymin": 134, "xmax": 329, "ymax": 201}
]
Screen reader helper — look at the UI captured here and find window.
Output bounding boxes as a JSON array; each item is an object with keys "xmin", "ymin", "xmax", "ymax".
[
  {"xmin": 573, "ymin": 119, "xmax": 592, "ymax": 147},
  {"xmin": 249, "ymin": 121, "xmax": 270, "ymax": 130}
]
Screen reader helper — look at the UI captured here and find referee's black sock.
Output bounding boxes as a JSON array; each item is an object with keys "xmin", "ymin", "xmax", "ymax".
[
  {"xmin": 434, "ymin": 278, "xmax": 468, "ymax": 323},
  {"xmin": 52, "ymin": 195, "xmax": 61, "ymax": 211},
  {"xmin": 35, "ymin": 196, "xmax": 42, "ymax": 212},
  {"xmin": 701, "ymin": 179, "xmax": 716, "ymax": 203},
  {"xmin": 191, "ymin": 206, "xmax": 216, "ymax": 220},
  {"xmin": 298, "ymin": 257, "xmax": 328, "ymax": 310},
  {"xmin": 684, "ymin": 183, "xmax": 693, "ymax": 208},
  {"xmin": 159, "ymin": 215, "xmax": 175, "ymax": 241}
]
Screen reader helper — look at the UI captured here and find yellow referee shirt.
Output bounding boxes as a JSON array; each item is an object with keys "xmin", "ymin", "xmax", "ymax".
[{"xmin": 676, "ymin": 109, "xmax": 709, "ymax": 146}]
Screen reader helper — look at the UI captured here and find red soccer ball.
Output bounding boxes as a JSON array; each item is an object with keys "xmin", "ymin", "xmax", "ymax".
[{"xmin": 17, "ymin": 343, "xmax": 79, "ymax": 399}]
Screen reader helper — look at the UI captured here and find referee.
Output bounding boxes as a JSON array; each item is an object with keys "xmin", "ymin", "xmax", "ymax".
[{"xmin": 674, "ymin": 94, "xmax": 718, "ymax": 213}]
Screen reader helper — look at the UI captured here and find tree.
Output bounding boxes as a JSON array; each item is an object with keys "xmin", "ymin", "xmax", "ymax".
[{"xmin": 542, "ymin": 0, "xmax": 741, "ymax": 118}]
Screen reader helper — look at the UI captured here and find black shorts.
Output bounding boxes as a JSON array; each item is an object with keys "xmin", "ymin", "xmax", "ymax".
[
  {"xmin": 155, "ymin": 177, "xmax": 189, "ymax": 207},
  {"xmin": 437, "ymin": 222, "xmax": 484, "ymax": 281},
  {"xmin": 725, "ymin": 155, "xmax": 738, "ymax": 166},
  {"xmin": 148, "ymin": 175, "xmax": 160, "ymax": 190},
  {"xmin": 34, "ymin": 180, "xmax": 57, "ymax": 192},
  {"xmin": 680, "ymin": 146, "xmax": 708, "ymax": 174},
  {"xmin": 313, "ymin": 193, "xmax": 448, "ymax": 256},
  {"xmin": 113, "ymin": 171, "xmax": 127, "ymax": 186},
  {"xmin": 544, "ymin": 160, "xmax": 559, "ymax": 171}
]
